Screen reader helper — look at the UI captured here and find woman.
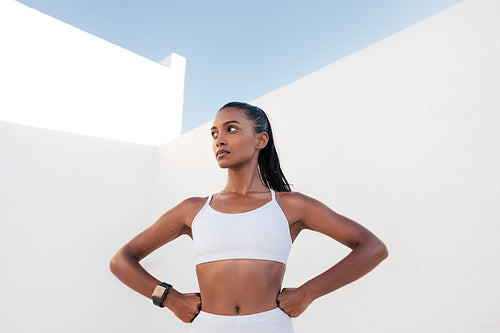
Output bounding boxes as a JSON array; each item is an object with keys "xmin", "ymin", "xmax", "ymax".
[{"xmin": 110, "ymin": 102, "xmax": 388, "ymax": 332}]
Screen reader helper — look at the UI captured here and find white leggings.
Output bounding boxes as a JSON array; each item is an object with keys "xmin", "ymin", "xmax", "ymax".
[{"xmin": 190, "ymin": 307, "xmax": 294, "ymax": 333}]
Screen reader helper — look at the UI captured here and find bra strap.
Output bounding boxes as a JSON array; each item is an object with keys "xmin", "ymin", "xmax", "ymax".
[
  {"xmin": 205, "ymin": 193, "xmax": 213, "ymax": 207},
  {"xmin": 270, "ymin": 188, "xmax": 276, "ymax": 201}
]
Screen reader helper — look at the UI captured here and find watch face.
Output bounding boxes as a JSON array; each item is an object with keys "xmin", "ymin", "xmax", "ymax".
[{"xmin": 152, "ymin": 285, "xmax": 166, "ymax": 298}]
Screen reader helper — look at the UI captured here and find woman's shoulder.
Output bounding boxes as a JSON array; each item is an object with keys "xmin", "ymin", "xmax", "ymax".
[
  {"xmin": 273, "ymin": 190, "xmax": 318, "ymax": 222},
  {"xmin": 275, "ymin": 190, "xmax": 331, "ymax": 217},
  {"xmin": 274, "ymin": 190, "xmax": 317, "ymax": 205},
  {"xmin": 176, "ymin": 195, "xmax": 209, "ymax": 211}
]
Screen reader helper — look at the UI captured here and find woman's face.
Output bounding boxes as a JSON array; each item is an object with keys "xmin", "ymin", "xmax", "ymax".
[{"xmin": 210, "ymin": 107, "xmax": 268, "ymax": 169}]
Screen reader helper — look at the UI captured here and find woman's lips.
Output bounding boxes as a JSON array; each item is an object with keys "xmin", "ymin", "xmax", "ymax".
[{"xmin": 217, "ymin": 150, "xmax": 229, "ymax": 158}]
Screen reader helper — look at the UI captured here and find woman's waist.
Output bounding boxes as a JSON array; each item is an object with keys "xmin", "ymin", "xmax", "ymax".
[
  {"xmin": 198, "ymin": 275, "xmax": 282, "ymax": 315},
  {"xmin": 196, "ymin": 259, "xmax": 285, "ymax": 315},
  {"xmin": 199, "ymin": 293, "xmax": 280, "ymax": 316},
  {"xmin": 197, "ymin": 306, "xmax": 288, "ymax": 320}
]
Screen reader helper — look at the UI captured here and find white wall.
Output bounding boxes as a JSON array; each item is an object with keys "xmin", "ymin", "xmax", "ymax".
[
  {"xmin": 151, "ymin": 0, "xmax": 500, "ymax": 332},
  {"xmin": 0, "ymin": 0, "xmax": 185, "ymax": 147},
  {"xmin": 0, "ymin": 121, "xmax": 157, "ymax": 332},
  {"xmin": 0, "ymin": 1, "xmax": 185, "ymax": 330}
]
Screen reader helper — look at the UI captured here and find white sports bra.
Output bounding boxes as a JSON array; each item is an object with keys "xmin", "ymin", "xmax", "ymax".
[{"xmin": 191, "ymin": 189, "xmax": 292, "ymax": 266}]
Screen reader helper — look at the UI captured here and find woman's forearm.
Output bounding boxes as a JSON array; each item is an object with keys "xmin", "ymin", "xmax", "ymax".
[
  {"xmin": 300, "ymin": 236, "xmax": 388, "ymax": 301},
  {"xmin": 109, "ymin": 248, "xmax": 161, "ymax": 299},
  {"xmin": 110, "ymin": 248, "xmax": 202, "ymax": 322}
]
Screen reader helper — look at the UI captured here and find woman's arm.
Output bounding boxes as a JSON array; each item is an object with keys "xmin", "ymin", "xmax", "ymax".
[
  {"xmin": 109, "ymin": 197, "xmax": 202, "ymax": 322},
  {"xmin": 277, "ymin": 192, "xmax": 388, "ymax": 317}
]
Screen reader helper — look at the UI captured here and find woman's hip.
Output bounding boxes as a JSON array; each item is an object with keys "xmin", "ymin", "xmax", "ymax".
[{"xmin": 190, "ymin": 307, "xmax": 294, "ymax": 333}]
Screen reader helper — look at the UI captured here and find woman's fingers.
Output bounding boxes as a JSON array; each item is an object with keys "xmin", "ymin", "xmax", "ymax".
[
  {"xmin": 277, "ymin": 287, "xmax": 311, "ymax": 318},
  {"xmin": 166, "ymin": 291, "xmax": 202, "ymax": 323}
]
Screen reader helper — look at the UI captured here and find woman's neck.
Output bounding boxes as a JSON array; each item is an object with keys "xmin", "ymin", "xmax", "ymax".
[{"xmin": 224, "ymin": 165, "xmax": 267, "ymax": 195}]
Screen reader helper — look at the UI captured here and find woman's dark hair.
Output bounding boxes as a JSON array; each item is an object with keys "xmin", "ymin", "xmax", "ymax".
[{"xmin": 219, "ymin": 102, "xmax": 292, "ymax": 192}]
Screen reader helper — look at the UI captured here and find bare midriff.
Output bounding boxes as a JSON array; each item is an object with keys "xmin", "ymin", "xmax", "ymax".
[{"xmin": 195, "ymin": 259, "xmax": 286, "ymax": 315}]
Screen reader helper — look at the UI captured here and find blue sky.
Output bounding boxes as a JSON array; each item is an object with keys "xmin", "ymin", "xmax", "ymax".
[{"xmin": 17, "ymin": 0, "xmax": 462, "ymax": 134}]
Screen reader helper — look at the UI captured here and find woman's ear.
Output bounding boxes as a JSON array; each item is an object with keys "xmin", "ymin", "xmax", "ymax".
[{"xmin": 256, "ymin": 132, "xmax": 269, "ymax": 150}]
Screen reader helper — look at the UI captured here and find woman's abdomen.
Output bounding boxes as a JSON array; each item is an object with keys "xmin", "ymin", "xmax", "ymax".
[{"xmin": 195, "ymin": 259, "xmax": 286, "ymax": 315}]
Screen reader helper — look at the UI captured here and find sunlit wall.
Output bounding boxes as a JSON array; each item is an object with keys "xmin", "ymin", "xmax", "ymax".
[
  {"xmin": 0, "ymin": 0, "xmax": 185, "ymax": 146},
  {"xmin": 152, "ymin": 0, "xmax": 499, "ymax": 331}
]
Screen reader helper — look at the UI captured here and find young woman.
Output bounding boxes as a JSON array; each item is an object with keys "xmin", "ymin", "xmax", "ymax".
[{"xmin": 110, "ymin": 102, "xmax": 388, "ymax": 332}]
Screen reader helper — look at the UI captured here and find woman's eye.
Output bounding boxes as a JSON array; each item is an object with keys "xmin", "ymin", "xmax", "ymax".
[
  {"xmin": 228, "ymin": 126, "xmax": 237, "ymax": 132},
  {"xmin": 211, "ymin": 132, "xmax": 217, "ymax": 138}
]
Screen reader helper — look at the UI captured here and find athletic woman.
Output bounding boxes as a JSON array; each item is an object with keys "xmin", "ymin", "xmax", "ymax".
[{"xmin": 110, "ymin": 102, "xmax": 388, "ymax": 332}]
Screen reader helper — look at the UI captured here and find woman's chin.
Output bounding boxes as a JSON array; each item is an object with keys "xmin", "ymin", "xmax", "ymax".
[{"xmin": 216, "ymin": 161, "xmax": 230, "ymax": 169}]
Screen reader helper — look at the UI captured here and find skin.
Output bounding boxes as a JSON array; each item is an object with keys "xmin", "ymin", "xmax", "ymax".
[{"xmin": 109, "ymin": 107, "xmax": 388, "ymax": 323}]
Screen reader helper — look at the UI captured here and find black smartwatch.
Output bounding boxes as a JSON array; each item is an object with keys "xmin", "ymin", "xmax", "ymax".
[{"xmin": 151, "ymin": 282, "xmax": 172, "ymax": 308}]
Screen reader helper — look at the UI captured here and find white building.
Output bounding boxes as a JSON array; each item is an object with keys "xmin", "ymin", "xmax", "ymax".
[{"xmin": 0, "ymin": 0, "xmax": 185, "ymax": 146}]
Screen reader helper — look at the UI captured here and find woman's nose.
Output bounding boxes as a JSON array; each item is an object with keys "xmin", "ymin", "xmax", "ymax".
[{"xmin": 215, "ymin": 133, "xmax": 226, "ymax": 146}]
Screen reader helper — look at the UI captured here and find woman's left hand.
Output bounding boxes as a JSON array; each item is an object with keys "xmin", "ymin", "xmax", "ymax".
[{"xmin": 277, "ymin": 287, "xmax": 314, "ymax": 318}]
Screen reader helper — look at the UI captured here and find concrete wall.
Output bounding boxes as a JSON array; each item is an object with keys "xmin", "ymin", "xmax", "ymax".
[
  {"xmin": 0, "ymin": 121, "xmax": 156, "ymax": 332},
  {"xmin": 0, "ymin": 0, "xmax": 185, "ymax": 147},
  {"xmin": 0, "ymin": 1, "xmax": 184, "ymax": 331},
  {"xmin": 151, "ymin": 0, "xmax": 499, "ymax": 332}
]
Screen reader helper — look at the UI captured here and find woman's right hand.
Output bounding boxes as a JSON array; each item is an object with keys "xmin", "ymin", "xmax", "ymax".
[{"xmin": 163, "ymin": 288, "xmax": 202, "ymax": 323}]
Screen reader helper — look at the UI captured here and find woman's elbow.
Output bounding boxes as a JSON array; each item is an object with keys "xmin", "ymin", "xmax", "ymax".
[
  {"xmin": 109, "ymin": 248, "xmax": 133, "ymax": 276},
  {"xmin": 109, "ymin": 252, "xmax": 122, "ymax": 276},
  {"xmin": 374, "ymin": 238, "xmax": 388, "ymax": 262},
  {"xmin": 359, "ymin": 231, "xmax": 388, "ymax": 261},
  {"xmin": 360, "ymin": 232, "xmax": 388, "ymax": 263}
]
